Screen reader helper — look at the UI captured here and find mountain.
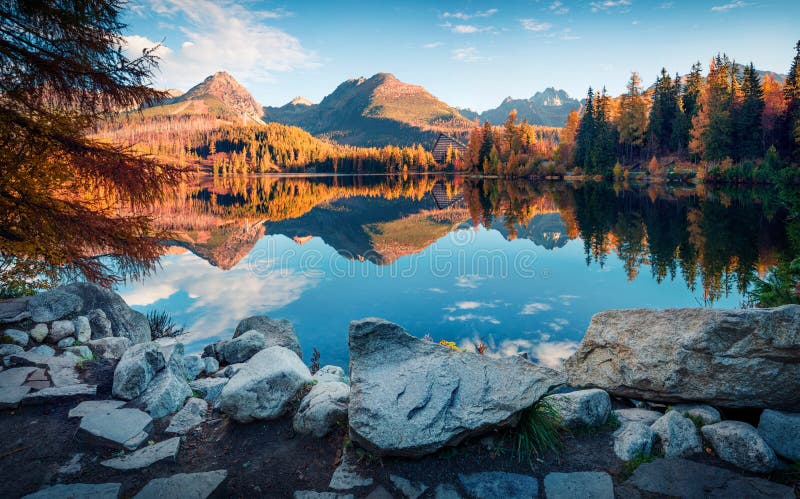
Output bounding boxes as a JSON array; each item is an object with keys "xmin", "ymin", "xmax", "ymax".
[
  {"xmin": 479, "ymin": 87, "xmax": 581, "ymax": 128},
  {"xmin": 264, "ymin": 73, "xmax": 473, "ymax": 147}
]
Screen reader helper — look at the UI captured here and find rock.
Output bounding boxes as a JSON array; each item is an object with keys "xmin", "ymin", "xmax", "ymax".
[
  {"xmin": 613, "ymin": 422, "xmax": 656, "ymax": 460},
  {"xmin": 758, "ymin": 409, "xmax": 800, "ymax": 461},
  {"xmin": 0, "ymin": 385, "xmax": 32, "ymax": 408},
  {"xmin": 73, "ymin": 316, "xmax": 91, "ymax": 343},
  {"xmin": 203, "ymin": 356, "xmax": 219, "ymax": 374},
  {"xmin": 135, "ymin": 343, "xmax": 191, "ymax": 418},
  {"xmin": 0, "ymin": 344, "xmax": 24, "ymax": 358},
  {"xmin": 57, "ymin": 337, "xmax": 76, "ymax": 348},
  {"xmin": 22, "ymin": 483, "xmax": 121, "ymax": 499},
  {"xmin": 389, "ymin": 475, "xmax": 428, "ymax": 499},
  {"xmin": 101, "ymin": 437, "xmax": 180, "ymax": 470},
  {"xmin": 234, "ymin": 315, "xmax": 302, "ymax": 358},
  {"xmin": 27, "ymin": 345, "xmax": 55, "ymax": 356},
  {"xmin": 88, "ymin": 308, "xmax": 113, "ymax": 339},
  {"xmin": 166, "ymin": 397, "xmax": 207, "ymax": 434},
  {"xmin": 293, "ymin": 381, "xmax": 349, "ymax": 437},
  {"xmin": 23, "ymin": 384, "xmax": 97, "ymax": 404},
  {"xmin": 64, "ymin": 345, "xmax": 94, "ymax": 360},
  {"xmin": 543, "ymin": 471, "xmax": 613, "ymax": 499},
  {"xmin": 189, "ymin": 377, "xmax": 228, "ymax": 407},
  {"xmin": 86, "ymin": 337, "xmax": 131, "ymax": 360},
  {"xmin": 294, "ymin": 492, "xmax": 354, "ymax": 499},
  {"xmin": 566, "ymin": 306, "xmax": 800, "ymax": 410},
  {"xmin": 701, "ymin": 420, "xmax": 777, "ymax": 472},
  {"xmin": 219, "ymin": 346, "xmax": 312, "ymax": 422},
  {"xmin": 458, "ymin": 471, "xmax": 538, "ymax": 499},
  {"xmin": 0, "ymin": 297, "xmax": 31, "ymax": 324},
  {"xmin": 216, "ymin": 363, "xmax": 245, "ymax": 378},
  {"xmin": 545, "ymin": 388, "xmax": 610, "ymax": 428},
  {"xmin": 184, "ymin": 355, "xmax": 205, "ymax": 380},
  {"xmin": 60, "ymin": 282, "xmax": 151, "ymax": 344},
  {"xmin": 202, "ymin": 340, "xmax": 227, "ymax": 363},
  {"xmin": 134, "ymin": 470, "xmax": 227, "ymax": 499},
  {"xmin": 3, "ymin": 328, "xmax": 29, "ymax": 346},
  {"xmin": 329, "ymin": 454, "xmax": 373, "ymax": 490},
  {"xmin": 348, "ymin": 318, "xmax": 565, "ymax": 456},
  {"xmin": 669, "ymin": 403, "xmax": 721, "ymax": 425},
  {"xmin": 27, "ymin": 289, "xmax": 82, "ymax": 322},
  {"xmin": 614, "ymin": 408, "xmax": 662, "ymax": 426},
  {"xmin": 626, "ymin": 457, "xmax": 794, "ymax": 498},
  {"xmin": 112, "ymin": 342, "xmax": 166, "ymax": 400},
  {"xmin": 69, "ymin": 400, "xmax": 126, "ymax": 418},
  {"xmin": 57, "ymin": 453, "xmax": 84, "ymax": 475},
  {"xmin": 76, "ymin": 408, "xmax": 152, "ymax": 450},
  {"xmin": 50, "ymin": 320, "xmax": 75, "ymax": 342},
  {"xmin": 365, "ymin": 486, "xmax": 392, "ymax": 499},
  {"xmin": 313, "ymin": 365, "xmax": 348, "ymax": 384},
  {"xmin": 650, "ymin": 411, "xmax": 702, "ymax": 458},
  {"xmin": 222, "ymin": 330, "xmax": 265, "ymax": 364},
  {"xmin": 434, "ymin": 484, "xmax": 463, "ymax": 499},
  {"xmin": 29, "ymin": 324, "xmax": 49, "ymax": 343}
]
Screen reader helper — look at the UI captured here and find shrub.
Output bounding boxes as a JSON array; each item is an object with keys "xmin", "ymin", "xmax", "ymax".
[
  {"xmin": 147, "ymin": 310, "xmax": 187, "ymax": 339},
  {"xmin": 514, "ymin": 399, "xmax": 563, "ymax": 468}
]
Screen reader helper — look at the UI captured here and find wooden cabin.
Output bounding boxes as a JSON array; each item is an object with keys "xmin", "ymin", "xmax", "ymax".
[{"xmin": 431, "ymin": 133, "xmax": 467, "ymax": 163}]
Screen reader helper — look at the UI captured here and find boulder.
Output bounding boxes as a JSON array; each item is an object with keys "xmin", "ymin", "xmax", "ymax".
[
  {"xmin": 135, "ymin": 344, "xmax": 191, "ymax": 419},
  {"xmin": 543, "ymin": 472, "xmax": 614, "ymax": 499},
  {"xmin": 69, "ymin": 400, "xmax": 126, "ymax": 418},
  {"xmin": 189, "ymin": 378, "xmax": 228, "ymax": 407},
  {"xmin": 669, "ymin": 403, "xmax": 721, "ymax": 425},
  {"xmin": 0, "ymin": 297, "xmax": 30, "ymax": 324},
  {"xmin": 203, "ymin": 356, "xmax": 219, "ymax": 375},
  {"xmin": 219, "ymin": 346, "xmax": 312, "ymax": 422},
  {"xmin": 758, "ymin": 409, "xmax": 800, "ymax": 461},
  {"xmin": 73, "ymin": 316, "xmax": 91, "ymax": 343},
  {"xmin": 60, "ymin": 282, "xmax": 151, "ymax": 343},
  {"xmin": 3, "ymin": 329, "xmax": 28, "ymax": 346},
  {"xmin": 234, "ymin": 315, "xmax": 302, "ymax": 358},
  {"xmin": 64, "ymin": 345, "xmax": 94, "ymax": 360},
  {"xmin": 701, "ymin": 420, "xmax": 777, "ymax": 473},
  {"xmin": 433, "ymin": 484, "xmax": 462, "ymax": 499},
  {"xmin": 329, "ymin": 454, "xmax": 373, "ymax": 490},
  {"xmin": 0, "ymin": 344, "xmax": 24, "ymax": 358},
  {"xmin": 650, "ymin": 411, "xmax": 702, "ymax": 458},
  {"xmin": 458, "ymin": 471, "xmax": 538, "ymax": 499},
  {"xmin": 293, "ymin": 381, "xmax": 350, "ymax": 437},
  {"xmin": 112, "ymin": 342, "xmax": 166, "ymax": 400},
  {"xmin": 49, "ymin": 320, "xmax": 75, "ymax": 342},
  {"xmin": 348, "ymin": 319, "xmax": 565, "ymax": 456},
  {"xmin": 545, "ymin": 388, "xmax": 611, "ymax": 428},
  {"xmin": 22, "ymin": 483, "xmax": 121, "ymax": 499},
  {"xmin": 134, "ymin": 470, "xmax": 227, "ymax": 499},
  {"xmin": 27, "ymin": 289, "xmax": 82, "ymax": 322},
  {"xmin": 23, "ymin": 384, "xmax": 96, "ymax": 404},
  {"xmin": 613, "ymin": 422, "xmax": 656, "ymax": 461},
  {"xmin": 76, "ymin": 408, "xmax": 152, "ymax": 450},
  {"xmin": 86, "ymin": 337, "xmax": 131, "ymax": 360},
  {"xmin": 313, "ymin": 365, "xmax": 348, "ymax": 384},
  {"xmin": 0, "ymin": 385, "xmax": 31, "ymax": 409},
  {"xmin": 183, "ymin": 355, "xmax": 205, "ymax": 380},
  {"xmin": 165, "ymin": 397, "xmax": 208, "ymax": 434},
  {"xmin": 202, "ymin": 340, "xmax": 227, "ymax": 363},
  {"xmin": 215, "ymin": 363, "xmax": 245, "ymax": 378},
  {"xmin": 29, "ymin": 324, "xmax": 49, "ymax": 343},
  {"xmin": 221, "ymin": 330, "xmax": 265, "ymax": 364},
  {"xmin": 101, "ymin": 437, "xmax": 180, "ymax": 471},
  {"xmin": 88, "ymin": 309, "xmax": 113, "ymax": 339},
  {"xmin": 57, "ymin": 337, "xmax": 76, "ymax": 348},
  {"xmin": 27, "ymin": 345, "xmax": 55, "ymax": 357},
  {"xmin": 614, "ymin": 408, "xmax": 662, "ymax": 426},
  {"xmin": 566, "ymin": 306, "xmax": 800, "ymax": 410}
]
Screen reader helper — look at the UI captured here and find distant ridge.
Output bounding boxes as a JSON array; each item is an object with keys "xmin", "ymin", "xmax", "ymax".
[{"xmin": 478, "ymin": 87, "xmax": 581, "ymax": 128}]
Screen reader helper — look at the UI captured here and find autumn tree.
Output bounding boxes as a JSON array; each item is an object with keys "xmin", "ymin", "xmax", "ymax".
[
  {"xmin": 617, "ymin": 72, "xmax": 648, "ymax": 164},
  {"xmin": 762, "ymin": 74, "xmax": 786, "ymax": 152},
  {"xmin": 691, "ymin": 55, "xmax": 734, "ymax": 163},
  {"xmin": 556, "ymin": 109, "xmax": 580, "ymax": 165}
]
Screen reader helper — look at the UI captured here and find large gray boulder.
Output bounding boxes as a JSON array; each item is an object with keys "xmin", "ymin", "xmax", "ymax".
[
  {"xmin": 61, "ymin": 283, "xmax": 151, "ymax": 344},
  {"xmin": 565, "ymin": 306, "xmax": 800, "ymax": 410},
  {"xmin": 189, "ymin": 378, "xmax": 228, "ymax": 408},
  {"xmin": 545, "ymin": 388, "xmax": 610, "ymax": 428},
  {"xmin": 86, "ymin": 337, "xmax": 131, "ymax": 360},
  {"xmin": 234, "ymin": 315, "xmax": 302, "ymax": 358},
  {"xmin": 758, "ymin": 409, "xmax": 800, "ymax": 461},
  {"xmin": 112, "ymin": 342, "xmax": 166, "ymax": 400},
  {"xmin": 614, "ymin": 408, "xmax": 662, "ymax": 426},
  {"xmin": 313, "ymin": 365, "xmax": 348, "ymax": 384},
  {"xmin": 701, "ymin": 420, "xmax": 777, "ymax": 473},
  {"xmin": 73, "ymin": 316, "xmax": 91, "ymax": 343},
  {"xmin": 293, "ymin": 381, "xmax": 350, "ymax": 437},
  {"xmin": 651, "ymin": 411, "xmax": 702, "ymax": 458},
  {"xmin": 27, "ymin": 289, "xmax": 83, "ymax": 322},
  {"xmin": 183, "ymin": 355, "xmax": 205, "ymax": 380},
  {"xmin": 135, "ymin": 344, "xmax": 192, "ymax": 418},
  {"xmin": 614, "ymin": 422, "xmax": 656, "ymax": 461},
  {"xmin": 88, "ymin": 309, "xmax": 113, "ymax": 339},
  {"xmin": 222, "ymin": 330, "xmax": 266, "ymax": 364},
  {"xmin": 668, "ymin": 403, "xmax": 721, "ymax": 425},
  {"xmin": 348, "ymin": 318, "xmax": 565, "ymax": 457},
  {"xmin": 219, "ymin": 346, "xmax": 312, "ymax": 422}
]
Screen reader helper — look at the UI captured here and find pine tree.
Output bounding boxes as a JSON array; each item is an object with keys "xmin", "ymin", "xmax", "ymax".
[
  {"xmin": 736, "ymin": 63, "xmax": 765, "ymax": 160},
  {"xmin": 762, "ymin": 74, "xmax": 786, "ymax": 152},
  {"xmin": 617, "ymin": 72, "xmax": 648, "ymax": 164},
  {"xmin": 590, "ymin": 88, "xmax": 618, "ymax": 175},
  {"xmin": 784, "ymin": 40, "xmax": 800, "ymax": 162},
  {"xmin": 574, "ymin": 87, "xmax": 596, "ymax": 169},
  {"xmin": 691, "ymin": 55, "xmax": 734, "ymax": 163},
  {"xmin": 647, "ymin": 68, "xmax": 680, "ymax": 155}
]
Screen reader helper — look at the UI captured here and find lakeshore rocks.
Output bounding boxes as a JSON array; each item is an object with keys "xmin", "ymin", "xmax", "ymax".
[
  {"xmin": 112, "ymin": 342, "xmax": 166, "ymax": 400},
  {"xmin": 101, "ymin": 437, "xmax": 180, "ymax": 470},
  {"xmin": 189, "ymin": 377, "xmax": 228, "ymax": 407},
  {"xmin": 389, "ymin": 475, "xmax": 428, "ymax": 499},
  {"xmin": 222, "ymin": 330, "xmax": 266, "ymax": 364},
  {"xmin": 86, "ymin": 337, "xmax": 131, "ymax": 360},
  {"xmin": 184, "ymin": 355, "xmax": 205, "ymax": 380},
  {"xmin": 458, "ymin": 471, "xmax": 538, "ymax": 499},
  {"xmin": 88, "ymin": 309, "xmax": 113, "ymax": 339},
  {"xmin": 613, "ymin": 408, "xmax": 662, "ymax": 426},
  {"xmin": 134, "ymin": 344, "xmax": 191, "ymax": 418},
  {"xmin": 651, "ymin": 411, "xmax": 702, "ymax": 458},
  {"xmin": 68, "ymin": 400, "xmax": 125, "ymax": 418},
  {"xmin": 64, "ymin": 345, "xmax": 94, "ymax": 360},
  {"xmin": 348, "ymin": 318, "xmax": 565, "ymax": 457},
  {"xmin": 565, "ymin": 306, "xmax": 800, "ymax": 410},
  {"xmin": 545, "ymin": 388, "xmax": 611, "ymax": 428},
  {"xmin": 29, "ymin": 324, "xmax": 49, "ymax": 342},
  {"xmin": 166, "ymin": 397, "xmax": 208, "ymax": 434},
  {"xmin": 76, "ymin": 408, "xmax": 152, "ymax": 450},
  {"xmin": 28, "ymin": 345, "xmax": 55, "ymax": 357},
  {"xmin": 27, "ymin": 289, "xmax": 82, "ymax": 323},
  {"xmin": 3, "ymin": 328, "xmax": 29, "ymax": 346},
  {"xmin": 614, "ymin": 422, "xmax": 656, "ymax": 461},
  {"xmin": 758, "ymin": 409, "xmax": 800, "ymax": 461},
  {"xmin": 49, "ymin": 320, "xmax": 75, "ymax": 342},
  {"xmin": 234, "ymin": 315, "xmax": 302, "ymax": 358},
  {"xmin": 669, "ymin": 403, "xmax": 721, "ymax": 425},
  {"xmin": 203, "ymin": 357, "xmax": 219, "ymax": 374},
  {"xmin": 60, "ymin": 283, "xmax": 151, "ymax": 344},
  {"xmin": 313, "ymin": 365, "xmax": 348, "ymax": 384},
  {"xmin": 134, "ymin": 470, "xmax": 227, "ymax": 499},
  {"xmin": 543, "ymin": 471, "xmax": 614, "ymax": 499},
  {"xmin": 22, "ymin": 483, "xmax": 121, "ymax": 499},
  {"xmin": 0, "ymin": 343, "xmax": 24, "ymax": 358},
  {"xmin": 701, "ymin": 420, "xmax": 777, "ymax": 473},
  {"xmin": 293, "ymin": 381, "xmax": 350, "ymax": 437},
  {"xmin": 219, "ymin": 346, "xmax": 312, "ymax": 422},
  {"xmin": 23, "ymin": 384, "xmax": 96, "ymax": 404},
  {"xmin": 329, "ymin": 454, "xmax": 373, "ymax": 490}
]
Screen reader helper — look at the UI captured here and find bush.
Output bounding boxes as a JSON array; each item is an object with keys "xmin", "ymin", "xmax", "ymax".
[
  {"xmin": 514, "ymin": 399, "xmax": 563, "ymax": 467},
  {"xmin": 147, "ymin": 310, "xmax": 187, "ymax": 339}
]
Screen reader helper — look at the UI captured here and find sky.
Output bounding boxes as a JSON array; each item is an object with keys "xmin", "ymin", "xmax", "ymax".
[{"xmin": 123, "ymin": 0, "xmax": 800, "ymax": 111}]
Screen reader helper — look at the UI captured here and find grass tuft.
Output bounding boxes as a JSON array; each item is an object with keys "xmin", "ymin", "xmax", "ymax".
[
  {"xmin": 514, "ymin": 398, "xmax": 564, "ymax": 468},
  {"xmin": 147, "ymin": 309, "xmax": 187, "ymax": 339},
  {"xmin": 622, "ymin": 452, "xmax": 655, "ymax": 479}
]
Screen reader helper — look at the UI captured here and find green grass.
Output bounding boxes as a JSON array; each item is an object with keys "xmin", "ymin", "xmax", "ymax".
[
  {"xmin": 514, "ymin": 399, "xmax": 564, "ymax": 468},
  {"xmin": 621, "ymin": 452, "xmax": 655, "ymax": 479}
]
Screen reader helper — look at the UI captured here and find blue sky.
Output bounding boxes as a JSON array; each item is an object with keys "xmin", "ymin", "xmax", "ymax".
[{"xmin": 123, "ymin": 0, "xmax": 800, "ymax": 111}]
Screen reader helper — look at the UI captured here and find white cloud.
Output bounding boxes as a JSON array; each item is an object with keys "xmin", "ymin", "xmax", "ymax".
[
  {"xmin": 711, "ymin": 0, "xmax": 752, "ymax": 11},
  {"xmin": 659, "ymin": 1, "xmax": 675, "ymax": 8},
  {"xmin": 455, "ymin": 273, "xmax": 486, "ymax": 286},
  {"xmin": 549, "ymin": 1, "xmax": 570, "ymax": 14},
  {"xmin": 428, "ymin": 287, "xmax": 447, "ymax": 293},
  {"xmin": 441, "ymin": 22, "xmax": 494, "ymax": 34},
  {"xmin": 532, "ymin": 340, "xmax": 578, "ymax": 369},
  {"xmin": 120, "ymin": 283, "xmax": 178, "ymax": 306},
  {"xmin": 422, "ymin": 42, "xmax": 443, "ymax": 49},
  {"xmin": 591, "ymin": 0, "xmax": 632, "ymax": 12},
  {"xmin": 442, "ymin": 9, "xmax": 498, "ymax": 20},
  {"xmin": 521, "ymin": 19, "xmax": 553, "ymax": 32},
  {"xmin": 520, "ymin": 302, "xmax": 553, "ymax": 315}
]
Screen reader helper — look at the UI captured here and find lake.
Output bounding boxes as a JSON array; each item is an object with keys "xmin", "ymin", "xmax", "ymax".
[{"xmin": 116, "ymin": 174, "xmax": 792, "ymax": 368}]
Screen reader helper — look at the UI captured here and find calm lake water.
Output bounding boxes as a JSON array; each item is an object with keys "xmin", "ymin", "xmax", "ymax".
[{"xmin": 116, "ymin": 174, "xmax": 792, "ymax": 368}]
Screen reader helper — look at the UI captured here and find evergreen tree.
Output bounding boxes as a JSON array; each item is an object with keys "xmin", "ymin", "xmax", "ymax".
[
  {"xmin": 785, "ymin": 40, "xmax": 800, "ymax": 162},
  {"xmin": 670, "ymin": 72, "xmax": 690, "ymax": 153},
  {"xmin": 590, "ymin": 88, "xmax": 618, "ymax": 175},
  {"xmin": 736, "ymin": 63, "xmax": 765, "ymax": 160},
  {"xmin": 574, "ymin": 87, "xmax": 596, "ymax": 169},
  {"xmin": 691, "ymin": 55, "xmax": 734, "ymax": 163},
  {"xmin": 478, "ymin": 120, "xmax": 495, "ymax": 173},
  {"xmin": 647, "ymin": 68, "xmax": 680, "ymax": 155},
  {"xmin": 617, "ymin": 72, "xmax": 649, "ymax": 164}
]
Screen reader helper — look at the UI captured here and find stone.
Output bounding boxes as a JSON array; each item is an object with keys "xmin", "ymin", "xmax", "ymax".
[
  {"xmin": 101, "ymin": 437, "xmax": 180, "ymax": 470},
  {"xmin": 22, "ymin": 483, "xmax": 121, "ymax": 499},
  {"xmin": 216, "ymin": 363, "xmax": 245, "ymax": 378},
  {"xmin": 329, "ymin": 454, "xmax": 373, "ymax": 490},
  {"xmin": 189, "ymin": 377, "xmax": 228, "ymax": 407},
  {"xmin": 166, "ymin": 397, "xmax": 208, "ymax": 434},
  {"xmin": 626, "ymin": 458, "xmax": 794, "ymax": 498},
  {"xmin": 27, "ymin": 345, "xmax": 55, "ymax": 356},
  {"xmin": 86, "ymin": 337, "xmax": 131, "ymax": 360},
  {"xmin": 57, "ymin": 337, "xmax": 77, "ymax": 348},
  {"xmin": 434, "ymin": 484, "xmax": 463, "ymax": 499},
  {"xmin": 348, "ymin": 318, "xmax": 565, "ymax": 456},
  {"xmin": 222, "ymin": 330, "xmax": 265, "ymax": 364},
  {"xmin": 59, "ymin": 282, "xmax": 151, "ymax": 344},
  {"xmin": 112, "ymin": 342, "xmax": 166, "ymax": 400},
  {"xmin": 293, "ymin": 381, "xmax": 349, "ymax": 437},
  {"xmin": 0, "ymin": 297, "xmax": 31, "ymax": 324},
  {"xmin": 134, "ymin": 343, "xmax": 191, "ymax": 419},
  {"xmin": 701, "ymin": 420, "xmax": 777, "ymax": 473},
  {"xmin": 64, "ymin": 345, "xmax": 94, "ymax": 360},
  {"xmin": 566, "ymin": 306, "xmax": 800, "ymax": 410},
  {"xmin": 0, "ymin": 343, "xmax": 24, "ymax": 358},
  {"xmin": 650, "ymin": 411, "xmax": 702, "ymax": 458},
  {"xmin": 0, "ymin": 366, "xmax": 36, "ymax": 387},
  {"xmin": 543, "ymin": 471, "xmax": 614, "ymax": 499},
  {"xmin": 614, "ymin": 408, "xmax": 662, "ymax": 426},
  {"xmin": 184, "ymin": 355, "xmax": 205, "ymax": 380},
  {"xmin": 23, "ymin": 384, "xmax": 97, "ymax": 404},
  {"xmin": 202, "ymin": 340, "xmax": 227, "ymax": 363},
  {"xmin": 365, "ymin": 486, "xmax": 392, "ymax": 499},
  {"xmin": 234, "ymin": 315, "xmax": 302, "ymax": 358},
  {"xmin": 203, "ymin": 356, "xmax": 219, "ymax": 374},
  {"xmin": 294, "ymin": 492, "xmax": 353, "ymax": 499},
  {"xmin": 3, "ymin": 328, "xmax": 28, "ymax": 346},
  {"xmin": 50, "ymin": 320, "xmax": 75, "ymax": 342},
  {"xmin": 69, "ymin": 400, "xmax": 126, "ymax": 418},
  {"xmin": 313, "ymin": 365, "xmax": 348, "ymax": 384},
  {"xmin": 76, "ymin": 408, "xmax": 152, "ymax": 450},
  {"xmin": 389, "ymin": 475, "xmax": 428, "ymax": 499},
  {"xmin": 58, "ymin": 453, "xmax": 84, "ymax": 475},
  {"xmin": 134, "ymin": 470, "xmax": 227, "ymax": 499},
  {"xmin": 88, "ymin": 308, "xmax": 113, "ymax": 339},
  {"xmin": 27, "ymin": 288, "xmax": 82, "ymax": 323},
  {"xmin": 73, "ymin": 316, "xmax": 91, "ymax": 343},
  {"xmin": 29, "ymin": 324, "xmax": 49, "ymax": 343},
  {"xmin": 220, "ymin": 346, "xmax": 312, "ymax": 422},
  {"xmin": 669, "ymin": 403, "xmax": 721, "ymax": 425},
  {"xmin": 545, "ymin": 388, "xmax": 611, "ymax": 428},
  {"xmin": 613, "ymin": 422, "xmax": 656, "ymax": 461},
  {"xmin": 458, "ymin": 471, "xmax": 538, "ymax": 499},
  {"xmin": 0, "ymin": 385, "xmax": 32, "ymax": 408},
  {"xmin": 758, "ymin": 409, "xmax": 800, "ymax": 462}
]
